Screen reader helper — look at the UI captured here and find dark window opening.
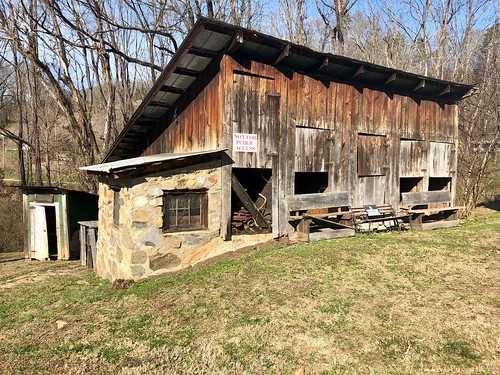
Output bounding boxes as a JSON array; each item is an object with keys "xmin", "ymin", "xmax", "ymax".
[
  {"xmin": 400, "ymin": 177, "xmax": 423, "ymax": 202},
  {"xmin": 113, "ymin": 190, "xmax": 120, "ymax": 227},
  {"xmin": 295, "ymin": 172, "xmax": 328, "ymax": 194},
  {"xmin": 429, "ymin": 177, "xmax": 451, "ymax": 191},
  {"xmin": 45, "ymin": 206, "xmax": 58, "ymax": 260},
  {"xmin": 231, "ymin": 168, "xmax": 272, "ymax": 233},
  {"xmin": 163, "ymin": 190, "xmax": 208, "ymax": 232}
]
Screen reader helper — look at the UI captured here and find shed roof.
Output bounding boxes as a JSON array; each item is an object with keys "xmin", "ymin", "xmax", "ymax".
[
  {"xmin": 81, "ymin": 149, "xmax": 226, "ymax": 176},
  {"xmin": 104, "ymin": 17, "xmax": 476, "ymax": 163},
  {"xmin": 17, "ymin": 186, "xmax": 96, "ymax": 195}
]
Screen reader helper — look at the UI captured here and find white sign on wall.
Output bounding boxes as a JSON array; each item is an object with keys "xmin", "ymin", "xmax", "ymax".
[{"xmin": 233, "ymin": 133, "xmax": 258, "ymax": 153}]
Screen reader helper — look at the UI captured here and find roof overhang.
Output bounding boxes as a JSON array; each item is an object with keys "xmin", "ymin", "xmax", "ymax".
[
  {"xmin": 103, "ymin": 17, "xmax": 476, "ymax": 163},
  {"xmin": 82, "ymin": 149, "xmax": 228, "ymax": 177},
  {"xmin": 16, "ymin": 186, "xmax": 96, "ymax": 195}
]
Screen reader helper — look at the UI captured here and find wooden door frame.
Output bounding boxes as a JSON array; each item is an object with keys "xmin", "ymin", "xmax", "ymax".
[{"xmin": 29, "ymin": 202, "xmax": 63, "ymax": 260}]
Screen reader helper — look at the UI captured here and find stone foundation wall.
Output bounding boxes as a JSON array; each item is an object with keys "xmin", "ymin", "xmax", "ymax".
[{"xmin": 95, "ymin": 161, "xmax": 225, "ymax": 281}]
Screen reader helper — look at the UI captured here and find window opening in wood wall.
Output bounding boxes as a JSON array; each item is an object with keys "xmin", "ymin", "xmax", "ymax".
[
  {"xmin": 429, "ymin": 177, "xmax": 451, "ymax": 191},
  {"xmin": 400, "ymin": 177, "xmax": 423, "ymax": 202},
  {"xmin": 294, "ymin": 172, "xmax": 328, "ymax": 194},
  {"xmin": 163, "ymin": 190, "xmax": 208, "ymax": 232}
]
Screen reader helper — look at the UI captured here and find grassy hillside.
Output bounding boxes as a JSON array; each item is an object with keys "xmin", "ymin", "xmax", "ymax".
[{"xmin": 1, "ymin": 208, "xmax": 499, "ymax": 374}]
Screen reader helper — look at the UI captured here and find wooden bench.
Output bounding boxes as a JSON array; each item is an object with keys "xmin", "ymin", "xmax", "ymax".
[
  {"xmin": 351, "ymin": 204, "xmax": 410, "ymax": 233},
  {"xmin": 400, "ymin": 191, "xmax": 463, "ymax": 230},
  {"xmin": 286, "ymin": 191, "xmax": 355, "ymax": 242}
]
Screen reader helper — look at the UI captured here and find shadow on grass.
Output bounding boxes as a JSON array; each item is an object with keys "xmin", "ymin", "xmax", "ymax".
[
  {"xmin": 481, "ymin": 199, "xmax": 500, "ymax": 211},
  {"xmin": 0, "ymin": 252, "xmax": 24, "ymax": 263}
]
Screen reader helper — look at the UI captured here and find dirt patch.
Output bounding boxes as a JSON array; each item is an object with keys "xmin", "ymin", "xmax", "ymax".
[{"xmin": 0, "ymin": 254, "xmax": 82, "ymax": 290}]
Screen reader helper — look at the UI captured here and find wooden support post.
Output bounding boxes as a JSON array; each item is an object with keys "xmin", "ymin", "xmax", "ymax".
[
  {"xmin": 232, "ymin": 174, "xmax": 269, "ymax": 228},
  {"xmin": 88, "ymin": 228, "xmax": 97, "ymax": 270},
  {"xmin": 272, "ymin": 154, "xmax": 280, "ymax": 238},
  {"xmin": 79, "ymin": 224, "xmax": 87, "ymax": 267},
  {"xmin": 221, "ymin": 163, "xmax": 233, "ymax": 241},
  {"xmin": 296, "ymin": 218, "xmax": 311, "ymax": 242}
]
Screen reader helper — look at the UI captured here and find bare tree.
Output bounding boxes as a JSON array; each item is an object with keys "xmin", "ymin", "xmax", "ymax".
[
  {"xmin": 458, "ymin": 22, "xmax": 500, "ymax": 215},
  {"xmin": 315, "ymin": 0, "xmax": 358, "ymax": 53}
]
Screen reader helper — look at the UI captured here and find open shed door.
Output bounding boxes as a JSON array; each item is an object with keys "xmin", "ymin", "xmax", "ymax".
[{"xmin": 31, "ymin": 205, "xmax": 49, "ymax": 260}]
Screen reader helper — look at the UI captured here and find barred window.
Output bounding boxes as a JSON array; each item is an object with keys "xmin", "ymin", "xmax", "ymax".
[{"xmin": 163, "ymin": 190, "xmax": 208, "ymax": 232}]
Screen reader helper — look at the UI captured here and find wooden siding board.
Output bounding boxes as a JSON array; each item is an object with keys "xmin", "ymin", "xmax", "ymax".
[
  {"xmin": 356, "ymin": 176, "xmax": 386, "ymax": 206},
  {"xmin": 357, "ymin": 134, "xmax": 387, "ymax": 176},
  {"xmin": 400, "ymin": 140, "xmax": 426, "ymax": 177},
  {"xmin": 429, "ymin": 142, "xmax": 452, "ymax": 177},
  {"xmin": 286, "ymin": 191, "xmax": 349, "ymax": 211}
]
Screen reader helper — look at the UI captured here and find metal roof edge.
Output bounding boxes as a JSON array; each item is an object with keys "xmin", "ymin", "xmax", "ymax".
[{"xmin": 84, "ymin": 149, "xmax": 228, "ymax": 175}]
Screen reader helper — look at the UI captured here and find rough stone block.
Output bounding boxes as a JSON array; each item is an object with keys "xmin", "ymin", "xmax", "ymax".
[
  {"xmin": 161, "ymin": 236, "xmax": 182, "ymax": 250},
  {"xmin": 138, "ymin": 226, "xmax": 162, "ymax": 248},
  {"xmin": 151, "ymin": 187, "xmax": 163, "ymax": 198},
  {"xmin": 134, "ymin": 196, "xmax": 148, "ymax": 207},
  {"xmin": 132, "ymin": 221, "xmax": 147, "ymax": 229},
  {"xmin": 131, "ymin": 265, "xmax": 145, "ymax": 277},
  {"xmin": 182, "ymin": 233, "xmax": 211, "ymax": 247},
  {"xmin": 131, "ymin": 250, "xmax": 147, "ymax": 264},
  {"xmin": 156, "ymin": 216, "xmax": 163, "ymax": 229},
  {"xmin": 149, "ymin": 253, "xmax": 181, "ymax": 271},
  {"xmin": 116, "ymin": 247, "xmax": 123, "ymax": 263}
]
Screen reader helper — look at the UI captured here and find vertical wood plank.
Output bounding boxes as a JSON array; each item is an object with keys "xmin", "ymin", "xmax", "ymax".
[
  {"xmin": 80, "ymin": 224, "xmax": 87, "ymax": 267},
  {"xmin": 88, "ymin": 228, "xmax": 96, "ymax": 270},
  {"xmin": 272, "ymin": 154, "xmax": 280, "ymax": 238},
  {"xmin": 220, "ymin": 56, "xmax": 233, "ymax": 240}
]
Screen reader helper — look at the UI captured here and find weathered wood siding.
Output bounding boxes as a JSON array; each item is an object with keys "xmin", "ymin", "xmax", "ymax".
[
  {"xmin": 144, "ymin": 68, "xmax": 223, "ymax": 155},
  {"xmin": 400, "ymin": 140, "xmax": 426, "ymax": 177},
  {"xmin": 357, "ymin": 134, "xmax": 387, "ymax": 176},
  {"xmin": 429, "ymin": 142, "xmax": 453, "ymax": 177},
  {"xmin": 142, "ymin": 54, "xmax": 459, "ymax": 234}
]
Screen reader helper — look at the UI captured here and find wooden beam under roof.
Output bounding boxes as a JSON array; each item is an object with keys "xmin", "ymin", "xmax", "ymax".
[
  {"xmin": 159, "ymin": 86, "xmax": 185, "ymax": 95},
  {"xmin": 174, "ymin": 67, "xmax": 200, "ymax": 77},
  {"xmin": 226, "ymin": 31, "xmax": 244, "ymax": 54},
  {"xmin": 414, "ymin": 79, "xmax": 426, "ymax": 91},
  {"xmin": 317, "ymin": 57, "xmax": 329, "ymax": 71},
  {"xmin": 353, "ymin": 65, "xmax": 365, "ymax": 78},
  {"xmin": 385, "ymin": 72, "xmax": 397, "ymax": 84},
  {"xmin": 149, "ymin": 101, "xmax": 171, "ymax": 108},
  {"xmin": 187, "ymin": 46, "xmax": 218, "ymax": 58},
  {"xmin": 439, "ymin": 85, "xmax": 451, "ymax": 96},
  {"xmin": 274, "ymin": 44, "xmax": 290, "ymax": 65}
]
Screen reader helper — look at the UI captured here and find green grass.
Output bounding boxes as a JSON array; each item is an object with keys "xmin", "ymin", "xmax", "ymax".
[{"xmin": 0, "ymin": 207, "xmax": 499, "ymax": 374}]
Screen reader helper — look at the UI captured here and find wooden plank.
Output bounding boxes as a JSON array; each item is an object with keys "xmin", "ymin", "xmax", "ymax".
[
  {"xmin": 88, "ymin": 228, "xmax": 97, "ymax": 270},
  {"xmin": 286, "ymin": 191, "xmax": 349, "ymax": 211},
  {"xmin": 304, "ymin": 215, "xmax": 354, "ymax": 230},
  {"xmin": 402, "ymin": 191, "xmax": 452, "ymax": 206},
  {"xmin": 80, "ymin": 224, "xmax": 87, "ymax": 267},
  {"xmin": 309, "ymin": 228, "xmax": 355, "ymax": 241},
  {"xmin": 296, "ymin": 218, "xmax": 311, "ymax": 242},
  {"xmin": 411, "ymin": 219, "xmax": 459, "ymax": 230},
  {"xmin": 231, "ymin": 174, "xmax": 270, "ymax": 228},
  {"xmin": 272, "ymin": 154, "xmax": 280, "ymax": 238}
]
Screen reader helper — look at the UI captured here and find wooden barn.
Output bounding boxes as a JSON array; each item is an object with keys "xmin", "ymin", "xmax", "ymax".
[
  {"xmin": 19, "ymin": 187, "xmax": 98, "ymax": 261},
  {"xmin": 82, "ymin": 18, "xmax": 474, "ymax": 281}
]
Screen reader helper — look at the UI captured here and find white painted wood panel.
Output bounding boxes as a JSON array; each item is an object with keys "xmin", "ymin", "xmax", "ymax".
[
  {"xmin": 429, "ymin": 142, "xmax": 452, "ymax": 177},
  {"xmin": 32, "ymin": 205, "xmax": 49, "ymax": 260}
]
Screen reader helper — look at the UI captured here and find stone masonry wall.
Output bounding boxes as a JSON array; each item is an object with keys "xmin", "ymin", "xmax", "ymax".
[{"xmin": 95, "ymin": 161, "xmax": 224, "ymax": 281}]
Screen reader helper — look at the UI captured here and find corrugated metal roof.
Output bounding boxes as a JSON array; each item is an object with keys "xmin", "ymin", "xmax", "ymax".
[
  {"xmin": 103, "ymin": 17, "xmax": 476, "ymax": 163},
  {"xmin": 81, "ymin": 149, "xmax": 227, "ymax": 175}
]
